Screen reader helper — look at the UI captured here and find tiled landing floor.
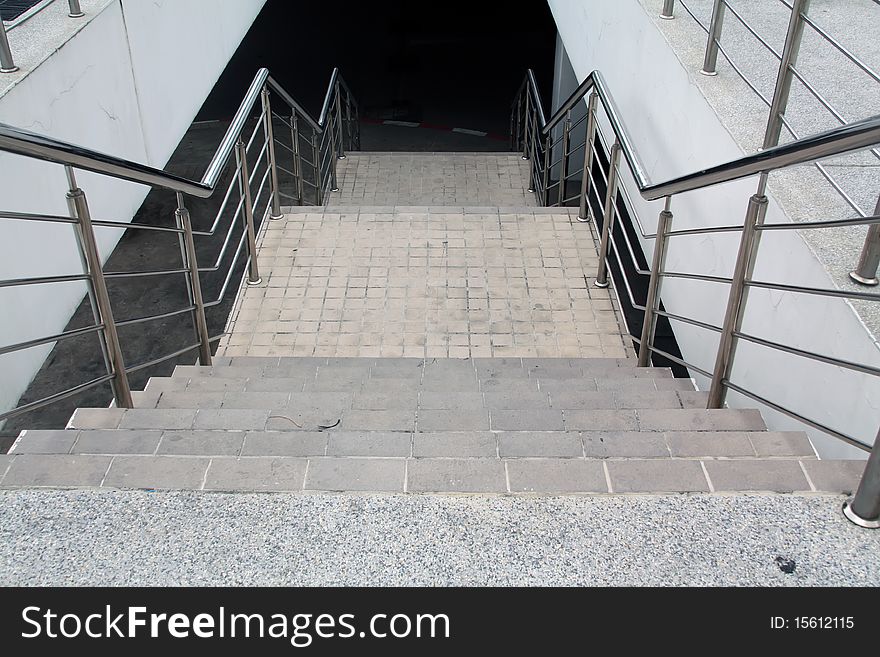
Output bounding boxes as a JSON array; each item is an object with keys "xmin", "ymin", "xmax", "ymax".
[
  {"xmin": 330, "ymin": 152, "xmax": 536, "ymax": 206},
  {"xmin": 217, "ymin": 207, "xmax": 631, "ymax": 359}
]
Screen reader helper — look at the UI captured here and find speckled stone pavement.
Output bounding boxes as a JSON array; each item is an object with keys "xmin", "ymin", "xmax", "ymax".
[{"xmin": 1, "ymin": 490, "xmax": 878, "ymax": 586}]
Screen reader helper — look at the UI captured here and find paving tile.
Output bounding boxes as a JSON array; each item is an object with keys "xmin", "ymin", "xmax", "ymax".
[
  {"xmin": 507, "ymin": 459, "xmax": 606, "ymax": 493},
  {"xmin": 563, "ymin": 410, "xmax": 639, "ymax": 431},
  {"xmin": 490, "ymin": 410, "xmax": 564, "ymax": 431},
  {"xmin": 407, "ymin": 458, "xmax": 506, "ymax": 492},
  {"xmin": 118, "ymin": 409, "xmax": 197, "ymax": 430},
  {"xmin": 581, "ymin": 431, "xmax": 669, "ymax": 458},
  {"xmin": 352, "ymin": 391, "xmax": 419, "ymax": 410},
  {"xmin": 664, "ymin": 431, "xmax": 754, "ymax": 458},
  {"xmin": 419, "ymin": 392, "xmax": 484, "ymax": 410},
  {"xmin": 341, "ymin": 410, "xmax": 415, "ymax": 431},
  {"xmin": 241, "ymin": 431, "xmax": 328, "ymax": 457},
  {"xmin": 157, "ymin": 392, "xmax": 224, "ymax": 409},
  {"xmin": 74, "ymin": 430, "xmax": 163, "ymax": 455},
  {"xmin": 222, "ymin": 392, "xmax": 292, "ymax": 409},
  {"xmin": 497, "ymin": 432, "xmax": 582, "ymax": 457},
  {"xmin": 67, "ymin": 408, "xmax": 125, "ymax": 430},
  {"xmin": 482, "ymin": 391, "xmax": 550, "ymax": 409},
  {"xmin": 749, "ymin": 432, "xmax": 815, "ymax": 457},
  {"xmin": 2, "ymin": 455, "xmax": 111, "ymax": 487},
  {"xmin": 801, "ymin": 460, "xmax": 864, "ymax": 493},
  {"xmin": 607, "ymin": 459, "xmax": 710, "ymax": 493},
  {"xmin": 637, "ymin": 409, "xmax": 765, "ymax": 432},
  {"xmin": 305, "ymin": 458, "xmax": 405, "ymax": 491},
  {"xmin": 418, "ymin": 409, "xmax": 490, "ymax": 431},
  {"xmin": 10, "ymin": 430, "xmax": 78, "ymax": 455},
  {"xmin": 192, "ymin": 409, "xmax": 270, "ymax": 431},
  {"xmin": 703, "ymin": 460, "xmax": 811, "ymax": 492},
  {"xmin": 204, "ymin": 457, "xmax": 307, "ymax": 491},
  {"xmin": 327, "ymin": 432, "xmax": 412, "ymax": 457},
  {"xmin": 549, "ymin": 390, "xmax": 615, "ymax": 409},
  {"xmin": 614, "ymin": 391, "xmax": 682, "ymax": 409},
  {"xmin": 157, "ymin": 431, "xmax": 245, "ymax": 456},
  {"xmin": 412, "ymin": 432, "xmax": 497, "ymax": 457},
  {"xmin": 103, "ymin": 456, "xmax": 210, "ymax": 490}
]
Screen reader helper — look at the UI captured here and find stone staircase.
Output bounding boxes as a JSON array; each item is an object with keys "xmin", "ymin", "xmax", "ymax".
[{"xmin": 2, "ymin": 356, "xmax": 863, "ymax": 494}]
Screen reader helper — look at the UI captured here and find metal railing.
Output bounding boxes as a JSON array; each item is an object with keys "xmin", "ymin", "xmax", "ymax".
[
  {"xmin": 512, "ymin": 55, "xmax": 880, "ymax": 525},
  {"xmin": 659, "ymin": 0, "xmax": 880, "ymax": 285},
  {"xmin": 0, "ymin": 66, "xmax": 358, "ymax": 416},
  {"xmin": 1, "ymin": 1, "xmax": 84, "ymax": 73}
]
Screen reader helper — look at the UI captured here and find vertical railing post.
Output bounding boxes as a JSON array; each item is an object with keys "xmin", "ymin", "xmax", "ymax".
[
  {"xmin": 701, "ymin": 0, "xmax": 727, "ymax": 76},
  {"xmin": 577, "ymin": 91, "xmax": 599, "ymax": 222},
  {"xmin": 638, "ymin": 198, "xmax": 673, "ymax": 366},
  {"xmin": 595, "ymin": 141, "xmax": 622, "ymax": 288},
  {"xmin": 527, "ymin": 114, "xmax": 537, "ymax": 193},
  {"xmin": 843, "ymin": 426, "xmax": 880, "ymax": 529},
  {"xmin": 67, "ymin": 1, "xmax": 84, "ymax": 18},
  {"xmin": 763, "ymin": 0, "xmax": 810, "ymax": 149},
  {"xmin": 849, "ymin": 194, "xmax": 880, "ymax": 286},
  {"xmin": 235, "ymin": 138, "xmax": 262, "ymax": 285},
  {"xmin": 522, "ymin": 92, "xmax": 531, "ymax": 160},
  {"xmin": 328, "ymin": 121, "xmax": 340, "ymax": 193},
  {"xmin": 174, "ymin": 193, "xmax": 212, "ymax": 366},
  {"xmin": 344, "ymin": 93, "xmax": 354, "ymax": 152},
  {"xmin": 660, "ymin": 0, "xmax": 676, "ymax": 19},
  {"xmin": 0, "ymin": 19, "xmax": 18, "ymax": 73},
  {"xmin": 707, "ymin": 185, "xmax": 769, "ymax": 408},
  {"xmin": 260, "ymin": 86, "xmax": 284, "ymax": 220},
  {"xmin": 65, "ymin": 168, "xmax": 132, "ymax": 408},
  {"xmin": 541, "ymin": 134, "xmax": 552, "ymax": 206},
  {"xmin": 512, "ymin": 93, "xmax": 521, "ymax": 152},
  {"xmin": 290, "ymin": 113, "xmax": 305, "ymax": 206},
  {"xmin": 334, "ymin": 81, "xmax": 345, "ymax": 159},
  {"xmin": 312, "ymin": 132, "xmax": 324, "ymax": 205},
  {"xmin": 558, "ymin": 111, "xmax": 572, "ymax": 206}
]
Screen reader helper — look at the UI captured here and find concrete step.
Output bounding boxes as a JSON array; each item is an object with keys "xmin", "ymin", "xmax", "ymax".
[
  {"xmin": 138, "ymin": 389, "xmax": 706, "ymax": 412},
  {"xmin": 64, "ymin": 406, "xmax": 768, "ymax": 433},
  {"xmin": 10, "ymin": 429, "xmax": 817, "ymax": 459},
  {"xmin": 0, "ymin": 451, "xmax": 860, "ymax": 494}
]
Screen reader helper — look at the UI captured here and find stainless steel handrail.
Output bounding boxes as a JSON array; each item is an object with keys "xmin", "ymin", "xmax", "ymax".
[
  {"xmin": 0, "ymin": 65, "xmax": 360, "ymax": 428},
  {"xmin": 514, "ymin": 47, "xmax": 880, "ymax": 526}
]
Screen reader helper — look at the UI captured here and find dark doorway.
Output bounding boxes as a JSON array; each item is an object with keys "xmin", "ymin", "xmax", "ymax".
[{"xmin": 197, "ymin": 0, "xmax": 558, "ymax": 146}]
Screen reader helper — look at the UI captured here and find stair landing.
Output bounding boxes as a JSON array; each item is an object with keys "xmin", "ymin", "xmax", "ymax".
[
  {"xmin": 332, "ymin": 152, "xmax": 535, "ymax": 206},
  {"xmin": 218, "ymin": 207, "xmax": 630, "ymax": 359}
]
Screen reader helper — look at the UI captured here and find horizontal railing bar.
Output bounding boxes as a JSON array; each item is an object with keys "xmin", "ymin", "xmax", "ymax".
[
  {"xmin": 655, "ymin": 308, "xmax": 723, "ymax": 333},
  {"xmin": 647, "ymin": 345, "xmax": 713, "ymax": 378},
  {"xmin": 245, "ymin": 119, "xmax": 265, "ymax": 153},
  {"xmin": 734, "ymin": 329, "xmax": 880, "ymax": 377},
  {"xmin": 0, "ymin": 324, "xmax": 103, "ymax": 357},
  {"xmin": 269, "ymin": 111, "xmax": 294, "ymax": 130},
  {"xmin": 664, "ymin": 224, "xmax": 744, "ymax": 237},
  {"xmin": 191, "ymin": 164, "xmax": 242, "ymax": 237},
  {"xmin": 278, "ymin": 191, "xmax": 299, "ymax": 201},
  {"xmin": 721, "ymin": 0, "xmax": 782, "ymax": 59},
  {"xmin": 208, "ymin": 333, "xmax": 225, "ymax": 343},
  {"xmin": 722, "ymin": 379, "xmax": 871, "ymax": 451},
  {"xmin": 200, "ymin": 196, "xmax": 245, "ymax": 271},
  {"xmin": 758, "ymin": 214, "xmax": 880, "ymax": 231},
  {"xmin": 91, "ymin": 219, "xmax": 184, "ymax": 234},
  {"xmin": 204, "ymin": 231, "xmax": 248, "ymax": 307},
  {"xmin": 126, "ymin": 343, "xmax": 200, "ymax": 374},
  {"xmin": 794, "ymin": 5, "xmax": 880, "ymax": 85},
  {"xmin": 0, "ymin": 374, "xmax": 115, "ymax": 423},
  {"xmin": 115, "ymin": 305, "xmax": 196, "ymax": 328},
  {"xmin": 745, "ymin": 279, "xmax": 880, "ymax": 302},
  {"xmin": 607, "ymin": 232, "xmax": 647, "ymax": 311},
  {"xmin": 0, "ymin": 273, "xmax": 89, "ymax": 289},
  {"xmin": 266, "ymin": 75, "xmax": 321, "ymax": 131},
  {"xmin": 103, "ymin": 268, "xmax": 188, "ymax": 279},
  {"xmin": 0, "ymin": 210, "xmax": 77, "ymax": 225},
  {"xmin": 276, "ymin": 164, "xmax": 296, "ymax": 178},
  {"xmin": 660, "ymin": 271, "xmax": 734, "ymax": 285},
  {"xmin": 274, "ymin": 140, "xmax": 296, "ymax": 156}
]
